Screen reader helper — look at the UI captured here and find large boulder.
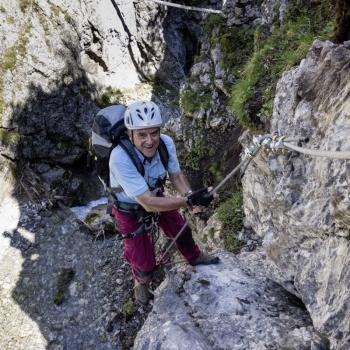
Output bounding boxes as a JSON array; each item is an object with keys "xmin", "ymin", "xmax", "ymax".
[
  {"xmin": 242, "ymin": 40, "xmax": 350, "ymax": 349},
  {"xmin": 134, "ymin": 251, "xmax": 320, "ymax": 349}
]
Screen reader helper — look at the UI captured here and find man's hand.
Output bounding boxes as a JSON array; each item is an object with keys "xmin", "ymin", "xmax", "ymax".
[{"xmin": 187, "ymin": 188, "xmax": 214, "ymax": 207}]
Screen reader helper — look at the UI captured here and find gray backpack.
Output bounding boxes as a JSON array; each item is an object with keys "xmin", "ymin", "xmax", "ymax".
[{"xmin": 91, "ymin": 105, "xmax": 169, "ymax": 189}]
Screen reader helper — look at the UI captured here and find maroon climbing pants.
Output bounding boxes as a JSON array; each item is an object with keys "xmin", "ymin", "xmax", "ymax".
[{"xmin": 112, "ymin": 207, "xmax": 200, "ymax": 283}]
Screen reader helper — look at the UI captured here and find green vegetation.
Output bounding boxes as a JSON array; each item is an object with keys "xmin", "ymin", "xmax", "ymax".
[
  {"xmin": 0, "ymin": 22, "xmax": 32, "ymax": 117},
  {"xmin": 182, "ymin": 135, "xmax": 208, "ymax": 171},
  {"xmin": 122, "ymin": 299, "xmax": 135, "ymax": 320},
  {"xmin": 203, "ymin": 1, "xmax": 335, "ymax": 130},
  {"xmin": 2, "ymin": 47, "xmax": 17, "ymax": 71},
  {"xmin": 64, "ymin": 11, "xmax": 73, "ymax": 25},
  {"xmin": 0, "ymin": 6, "xmax": 6, "ymax": 13},
  {"xmin": 54, "ymin": 268, "xmax": 75, "ymax": 305},
  {"xmin": 49, "ymin": 3, "xmax": 73, "ymax": 25},
  {"xmin": 203, "ymin": 14, "xmax": 226, "ymax": 34},
  {"xmin": 96, "ymin": 87, "xmax": 124, "ymax": 107},
  {"xmin": 180, "ymin": 89, "xmax": 212, "ymax": 115},
  {"xmin": 0, "ymin": 129, "xmax": 21, "ymax": 145},
  {"xmin": 152, "ymin": 82, "xmax": 179, "ymax": 108},
  {"xmin": 19, "ymin": 0, "xmax": 34, "ymax": 13},
  {"xmin": 85, "ymin": 213, "xmax": 99, "ymax": 224},
  {"xmin": 7, "ymin": 16, "xmax": 15, "ymax": 25},
  {"xmin": 232, "ymin": 2, "xmax": 335, "ymax": 128},
  {"xmin": 217, "ymin": 189, "xmax": 244, "ymax": 253},
  {"xmin": 50, "ymin": 3, "xmax": 61, "ymax": 17}
]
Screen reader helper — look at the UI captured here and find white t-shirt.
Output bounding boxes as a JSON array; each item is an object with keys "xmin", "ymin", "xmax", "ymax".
[{"xmin": 109, "ymin": 134, "xmax": 180, "ymax": 204}]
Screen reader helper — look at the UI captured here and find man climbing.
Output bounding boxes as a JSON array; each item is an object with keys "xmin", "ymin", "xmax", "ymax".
[{"xmin": 109, "ymin": 101, "xmax": 219, "ymax": 304}]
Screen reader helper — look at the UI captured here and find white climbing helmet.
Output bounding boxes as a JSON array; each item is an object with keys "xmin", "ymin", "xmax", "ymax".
[{"xmin": 124, "ymin": 101, "xmax": 163, "ymax": 130}]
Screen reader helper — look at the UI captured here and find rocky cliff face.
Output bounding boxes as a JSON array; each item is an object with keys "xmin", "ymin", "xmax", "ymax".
[
  {"xmin": 242, "ymin": 40, "xmax": 350, "ymax": 349},
  {"xmin": 2, "ymin": 0, "xmax": 350, "ymax": 349},
  {"xmin": 0, "ymin": 0, "xmax": 199, "ymax": 203}
]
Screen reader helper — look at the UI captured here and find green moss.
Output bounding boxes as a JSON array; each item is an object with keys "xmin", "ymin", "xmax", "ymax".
[
  {"xmin": 229, "ymin": 1, "xmax": 335, "ymax": 129},
  {"xmin": 0, "ymin": 6, "xmax": 6, "ymax": 13},
  {"xmin": 85, "ymin": 213, "xmax": 99, "ymax": 224},
  {"xmin": 182, "ymin": 135, "xmax": 209, "ymax": 171},
  {"xmin": 0, "ymin": 22, "xmax": 31, "ymax": 75},
  {"xmin": 122, "ymin": 299, "xmax": 135, "ymax": 319},
  {"xmin": 209, "ymin": 161, "xmax": 223, "ymax": 183},
  {"xmin": 180, "ymin": 89, "xmax": 211, "ymax": 115},
  {"xmin": 0, "ymin": 93, "xmax": 4, "ymax": 118},
  {"xmin": 64, "ymin": 11, "xmax": 73, "ymax": 25},
  {"xmin": 203, "ymin": 14, "xmax": 226, "ymax": 34},
  {"xmin": 19, "ymin": 0, "xmax": 33, "ymax": 13},
  {"xmin": 96, "ymin": 87, "xmax": 124, "ymax": 107},
  {"xmin": 0, "ymin": 129, "xmax": 21, "ymax": 145},
  {"xmin": 38, "ymin": 12, "xmax": 50, "ymax": 35},
  {"xmin": 2, "ymin": 48, "xmax": 17, "ymax": 71},
  {"xmin": 18, "ymin": 32, "xmax": 30, "ymax": 57},
  {"xmin": 217, "ymin": 189, "xmax": 244, "ymax": 253},
  {"xmin": 208, "ymin": 227, "xmax": 215, "ymax": 240},
  {"xmin": 152, "ymin": 82, "xmax": 179, "ymax": 108},
  {"xmin": 217, "ymin": 26, "xmax": 255, "ymax": 74},
  {"xmin": 54, "ymin": 268, "xmax": 75, "ymax": 305},
  {"xmin": 50, "ymin": 4, "xmax": 61, "ymax": 17},
  {"xmin": 7, "ymin": 16, "xmax": 15, "ymax": 25}
]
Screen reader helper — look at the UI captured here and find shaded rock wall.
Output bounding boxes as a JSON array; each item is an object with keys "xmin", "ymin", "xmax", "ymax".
[
  {"xmin": 0, "ymin": 0, "xmax": 194, "ymax": 202},
  {"xmin": 242, "ymin": 40, "xmax": 350, "ymax": 349}
]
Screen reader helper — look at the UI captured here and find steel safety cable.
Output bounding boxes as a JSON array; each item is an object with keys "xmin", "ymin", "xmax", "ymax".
[
  {"xmin": 284, "ymin": 141, "xmax": 350, "ymax": 160},
  {"xmin": 156, "ymin": 155, "xmax": 257, "ymax": 266},
  {"xmin": 134, "ymin": 0, "xmax": 224, "ymax": 15}
]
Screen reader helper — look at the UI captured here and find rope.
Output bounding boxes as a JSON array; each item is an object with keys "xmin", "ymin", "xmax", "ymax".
[
  {"xmin": 284, "ymin": 141, "xmax": 350, "ymax": 160},
  {"xmin": 157, "ymin": 148, "xmax": 260, "ymax": 266},
  {"xmin": 156, "ymin": 221, "xmax": 189, "ymax": 265},
  {"xmin": 135, "ymin": 0, "xmax": 224, "ymax": 15}
]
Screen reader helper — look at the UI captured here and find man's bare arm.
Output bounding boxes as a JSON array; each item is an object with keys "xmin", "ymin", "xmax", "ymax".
[{"xmin": 135, "ymin": 190, "xmax": 187, "ymax": 212}]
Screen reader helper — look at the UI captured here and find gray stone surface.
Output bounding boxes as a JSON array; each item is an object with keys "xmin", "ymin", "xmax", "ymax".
[
  {"xmin": 134, "ymin": 251, "xmax": 317, "ymax": 350},
  {"xmin": 0, "ymin": 197, "xmax": 152, "ymax": 350},
  {"xmin": 242, "ymin": 40, "xmax": 350, "ymax": 349},
  {"xmin": 0, "ymin": 0, "xmax": 198, "ymax": 201}
]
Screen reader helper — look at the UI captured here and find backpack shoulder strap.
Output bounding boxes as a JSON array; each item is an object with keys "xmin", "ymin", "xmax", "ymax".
[
  {"xmin": 158, "ymin": 137, "xmax": 169, "ymax": 170},
  {"xmin": 119, "ymin": 138, "xmax": 145, "ymax": 177}
]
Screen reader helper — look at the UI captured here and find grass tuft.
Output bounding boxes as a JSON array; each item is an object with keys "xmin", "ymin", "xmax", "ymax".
[
  {"xmin": 96, "ymin": 87, "xmax": 124, "ymax": 107},
  {"xmin": 229, "ymin": 3, "xmax": 335, "ymax": 129},
  {"xmin": 180, "ymin": 89, "xmax": 212, "ymax": 115},
  {"xmin": 217, "ymin": 189, "xmax": 244, "ymax": 253}
]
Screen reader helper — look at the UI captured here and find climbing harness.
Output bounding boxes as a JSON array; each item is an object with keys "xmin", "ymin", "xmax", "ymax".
[
  {"xmin": 114, "ymin": 200, "xmax": 160, "ymax": 243},
  {"xmin": 134, "ymin": 0, "xmax": 225, "ymax": 15}
]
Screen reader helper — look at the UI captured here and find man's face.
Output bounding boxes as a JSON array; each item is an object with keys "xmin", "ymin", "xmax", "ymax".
[{"xmin": 130, "ymin": 127, "xmax": 160, "ymax": 158}]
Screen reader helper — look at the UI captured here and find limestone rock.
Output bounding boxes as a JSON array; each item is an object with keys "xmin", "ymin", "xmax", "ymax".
[
  {"xmin": 134, "ymin": 251, "xmax": 318, "ymax": 350},
  {"xmin": 242, "ymin": 40, "xmax": 350, "ymax": 349}
]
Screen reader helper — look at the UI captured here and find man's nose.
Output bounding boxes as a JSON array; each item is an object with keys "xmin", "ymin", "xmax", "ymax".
[{"xmin": 146, "ymin": 134, "xmax": 153, "ymax": 143}]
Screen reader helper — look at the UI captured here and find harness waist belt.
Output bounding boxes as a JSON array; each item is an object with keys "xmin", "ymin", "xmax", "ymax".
[{"xmin": 116, "ymin": 201, "xmax": 143, "ymax": 212}]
